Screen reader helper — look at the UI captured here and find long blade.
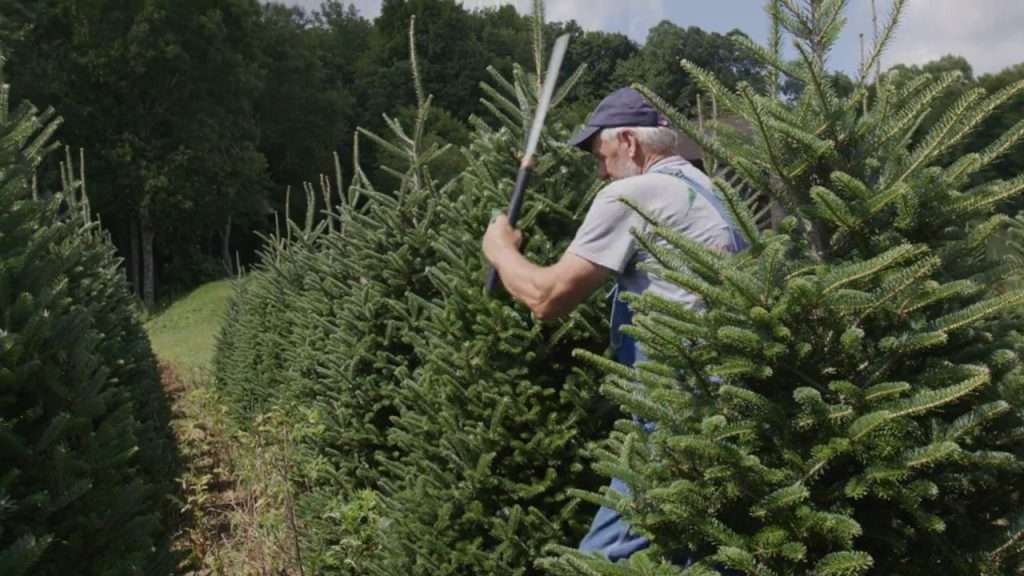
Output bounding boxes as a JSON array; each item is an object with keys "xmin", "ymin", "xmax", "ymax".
[{"xmin": 522, "ymin": 33, "xmax": 570, "ymax": 165}]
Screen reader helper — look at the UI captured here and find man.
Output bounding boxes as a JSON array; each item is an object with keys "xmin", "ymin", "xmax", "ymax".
[{"xmin": 482, "ymin": 87, "xmax": 745, "ymax": 561}]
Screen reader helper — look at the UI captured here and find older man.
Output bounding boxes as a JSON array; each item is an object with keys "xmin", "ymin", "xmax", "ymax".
[{"xmin": 482, "ymin": 87, "xmax": 745, "ymax": 562}]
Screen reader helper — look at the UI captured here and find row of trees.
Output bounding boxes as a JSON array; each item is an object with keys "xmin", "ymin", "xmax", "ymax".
[
  {"xmin": 212, "ymin": 1, "xmax": 1024, "ymax": 574},
  {"xmin": 0, "ymin": 0, "xmax": 788, "ymax": 306},
  {"xmin": 212, "ymin": 17, "xmax": 617, "ymax": 570},
  {"xmin": 0, "ymin": 58, "xmax": 177, "ymax": 575}
]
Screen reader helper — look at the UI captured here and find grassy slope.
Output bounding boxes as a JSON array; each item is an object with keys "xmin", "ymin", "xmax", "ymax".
[
  {"xmin": 145, "ymin": 279, "xmax": 236, "ymax": 373},
  {"xmin": 145, "ymin": 279, "xmax": 297, "ymax": 573}
]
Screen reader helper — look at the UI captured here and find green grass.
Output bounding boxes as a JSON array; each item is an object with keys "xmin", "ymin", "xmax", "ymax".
[{"xmin": 145, "ymin": 279, "xmax": 237, "ymax": 373}]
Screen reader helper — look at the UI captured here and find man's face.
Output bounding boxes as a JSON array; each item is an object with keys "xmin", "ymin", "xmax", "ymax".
[{"xmin": 590, "ymin": 130, "xmax": 642, "ymax": 181}]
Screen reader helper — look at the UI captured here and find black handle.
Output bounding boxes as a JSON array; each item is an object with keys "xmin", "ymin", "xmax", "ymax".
[{"xmin": 485, "ymin": 165, "xmax": 531, "ymax": 295}]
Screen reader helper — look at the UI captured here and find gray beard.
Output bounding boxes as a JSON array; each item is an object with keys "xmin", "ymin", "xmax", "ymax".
[{"xmin": 612, "ymin": 161, "xmax": 643, "ymax": 180}]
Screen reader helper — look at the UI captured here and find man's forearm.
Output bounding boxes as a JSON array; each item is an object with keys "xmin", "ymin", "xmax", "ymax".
[
  {"xmin": 490, "ymin": 246, "xmax": 554, "ymax": 314},
  {"xmin": 482, "ymin": 214, "xmax": 608, "ymax": 320}
]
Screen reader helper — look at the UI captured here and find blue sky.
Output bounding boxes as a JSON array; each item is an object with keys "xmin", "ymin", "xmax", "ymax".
[{"xmin": 284, "ymin": 0, "xmax": 1024, "ymax": 77}]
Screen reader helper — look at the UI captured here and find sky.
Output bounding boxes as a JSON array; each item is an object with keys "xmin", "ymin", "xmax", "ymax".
[{"xmin": 284, "ymin": 0, "xmax": 1024, "ymax": 77}]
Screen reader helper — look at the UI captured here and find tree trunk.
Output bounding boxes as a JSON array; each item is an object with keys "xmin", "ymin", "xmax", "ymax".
[
  {"xmin": 130, "ymin": 216, "xmax": 141, "ymax": 297},
  {"xmin": 221, "ymin": 214, "xmax": 233, "ymax": 276},
  {"xmin": 140, "ymin": 203, "xmax": 156, "ymax": 309}
]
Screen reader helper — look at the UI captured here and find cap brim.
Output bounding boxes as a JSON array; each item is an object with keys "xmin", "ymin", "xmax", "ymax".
[{"xmin": 567, "ymin": 125, "xmax": 601, "ymax": 150}]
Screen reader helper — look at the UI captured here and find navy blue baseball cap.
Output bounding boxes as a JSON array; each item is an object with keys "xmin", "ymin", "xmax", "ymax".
[{"xmin": 568, "ymin": 87, "xmax": 670, "ymax": 150}]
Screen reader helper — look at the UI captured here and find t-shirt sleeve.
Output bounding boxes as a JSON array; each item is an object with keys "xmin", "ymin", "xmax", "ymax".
[{"xmin": 568, "ymin": 185, "xmax": 645, "ymax": 274}]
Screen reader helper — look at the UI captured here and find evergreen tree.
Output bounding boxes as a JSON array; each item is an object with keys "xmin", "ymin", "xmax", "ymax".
[
  {"xmin": 0, "ymin": 56, "xmax": 176, "ymax": 576},
  {"xmin": 214, "ymin": 6, "xmax": 616, "ymax": 572},
  {"xmin": 369, "ymin": 8, "xmax": 614, "ymax": 574},
  {"xmin": 212, "ymin": 211, "xmax": 320, "ymax": 420},
  {"xmin": 214, "ymin": 17, "xmax": 473, "ymax": 572},
  {"xmin": 279, "ymin": 58, "xmax": 461, "ymax": 571},
  {"xmin": 543, "ymin": 1, "xmax": 1024, "ymax": 575}
]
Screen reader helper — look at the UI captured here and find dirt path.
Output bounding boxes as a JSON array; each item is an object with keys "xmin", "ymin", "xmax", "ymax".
[
  {"xmin": 159, "ymin": 362, "xmax": 303, "ymax": 576},
  {"xmin": 160, "ymin": 362, "xmax": 241, "ymax": 575}
]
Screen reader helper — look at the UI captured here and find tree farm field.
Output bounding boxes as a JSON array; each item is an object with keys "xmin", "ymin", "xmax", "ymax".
[
  {"xmin": 5, "ymin": 0, "xmax": 1024, "ymax": 575},
  {"xmin": 146, "ymin": 279, "xmax": 237, "ymax": 374}
]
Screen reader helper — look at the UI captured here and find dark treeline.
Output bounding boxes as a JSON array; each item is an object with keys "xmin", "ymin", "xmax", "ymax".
[{"xmin": 1, "ymin": 0, "xmax": 1020, "ymax": 306}]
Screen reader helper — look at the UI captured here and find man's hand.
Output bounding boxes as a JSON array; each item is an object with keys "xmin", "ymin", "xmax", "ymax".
[
  {"xmin": 481, "ymin": 213, "xmax": 610, "ymax": 320},
  {"xmin": 482, "ymin": 213, "xmax": 523, "ymax": 266}
]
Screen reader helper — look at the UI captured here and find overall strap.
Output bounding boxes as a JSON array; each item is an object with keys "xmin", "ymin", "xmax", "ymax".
[
  {"xmin": 651, "ymin": 162, "xmax": 748, "ymax": 253},
  {"xmin": 610, "ymin": 161, "xmax": 747, "ymax": 367}
]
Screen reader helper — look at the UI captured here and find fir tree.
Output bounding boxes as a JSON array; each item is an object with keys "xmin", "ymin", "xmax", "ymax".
[
  {"xmin": 213, "ymin": 19, "xmax": 447, "ymax": 572},
  {"xmin": 0, "ymin": 55, "xmax": 176, "ymax": 576},
  {"xmin": 368, "ymin": 6, "xmax": 615, "ymax": 574},
  {"xmin": 277, "ymin": 25, "xmax": 461, "ymax": 567},
  {"xmin": 214, "ymin": 6, "xmax": 617, "ymax": 573},
  {"xmin": 213, "ymin": 191, "xmax": 327, "ymax": 421},
  {"xmin": 543, "ymin": 1, "xmax": 1024, "ymax": 575},
  {"xmin": 213, "ymin": 17, "xmax": 476, "ymax": 572}
]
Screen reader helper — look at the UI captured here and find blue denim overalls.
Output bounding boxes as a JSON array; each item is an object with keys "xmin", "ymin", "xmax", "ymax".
[{"xmin": 578, "ymin": 160, "xmax": 746, "ymax": 563}]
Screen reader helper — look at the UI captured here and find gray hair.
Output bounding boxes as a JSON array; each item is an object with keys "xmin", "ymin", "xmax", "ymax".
[{"xmin": 600, "ymin": 126, "xmax": 681, "ymax": 155}]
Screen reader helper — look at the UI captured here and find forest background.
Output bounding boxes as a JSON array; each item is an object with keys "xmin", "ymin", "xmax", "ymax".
[{"xmin": 2, "ymin": 0, "xmax": 1021, "ymax": 309}]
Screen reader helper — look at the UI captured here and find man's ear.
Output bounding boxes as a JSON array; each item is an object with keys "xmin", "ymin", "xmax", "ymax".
[{"xmin": 618, "ymin": 129, "xmax": 640, "ymax": 158}]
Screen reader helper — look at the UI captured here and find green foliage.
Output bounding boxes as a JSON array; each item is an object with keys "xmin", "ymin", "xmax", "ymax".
[
  {"xmin": 973, "ymin": 64, "xmax": 1024, "ymax": 201},
  {"xmin": 611, "ymin": 22, "xmax": 767, "ymax": 114},
  {"xmin": 213, "ymin": 11, "xmax": 615, "ymax": 573},
  {"xmin": 544, "ymin": 1, "xmax": 1024, "ymax": 575},
  {"xmin": 553, "ymin": 25, "xmax": 639, "ymax": 124},
  {"xmin": 1, "ymin": 0, "xmax": 274, "ymax": 304},
  {"xmin": 212, "ymin": 205, "xmax": 326, "ymax": 419},
  {"xmin": 369, "ymin": 49, "xmax": 613, "ymax": 576},
  {"xmin": 0, "ymin": 0, "xmax": 781, "ymax": 302},
  {"xmin": 0, "ymin": 59, "xmax": 177, "ymax": 575},
  {"xmin": 213, "ymin": 98, "xmax": 449, "ymax": 572},
  {"xmin": 144, "ymin": 279, "xmax": 235, "ymax": 373},
  {"xmin": 258, "ymin": 1, "xmax": 370, "ymax": 191}
]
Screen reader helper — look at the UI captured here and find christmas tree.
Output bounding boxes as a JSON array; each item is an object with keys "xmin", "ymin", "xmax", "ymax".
[
  {"xmin": 543, "ymin": 1, "xmax": 1024, "ymax": 575},
  {"xmin": 368, "ymin": 8, "xmax": 615, "ymax": 573},
  {"xmin": 213, "ymin": 7, "xmax": 618, "ymax": 572},
  {"xmin": 0, "ymin": 55, "xmax": 176, "ymax": 575},
  {"xmin": 213, "ymin": 180, "xmax": 339, "ymax": 423},
  {"xmin": 212, "ymin": 15, "xmax": 464, "ymax": 569}
]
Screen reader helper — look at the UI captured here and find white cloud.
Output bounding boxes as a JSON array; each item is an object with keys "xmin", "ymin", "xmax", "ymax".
[
  {"xmin": 546, "ymin": 0, "xmax": 666, "ymax": 39},
  {"xmin": 282, "ymin": 0, "xmax": 1023, "ymax": 76},
  {"xmin": 461, "ymin": 0, "xmax": 664, "ymax": 39},
  {"xmin": 346, "ymin": 0, "xmax": 382, "ymax": 18},
  {"xmin": 883, "ymin": 0, "xmax": 1024, "ymax": 75},
  {"xmin": 283, "ymin": 0, "xmax": 381, "ymax": 18},
  {"xmin": 289, "ymin": 0, "xmax": 665, "ymax": 41}
]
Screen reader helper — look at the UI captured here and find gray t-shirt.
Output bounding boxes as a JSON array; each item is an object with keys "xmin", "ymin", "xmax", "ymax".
[{"xmin": 568, "ymin": 156, "xmax": 742, "ymax": 309}]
